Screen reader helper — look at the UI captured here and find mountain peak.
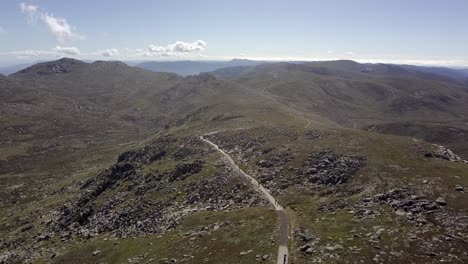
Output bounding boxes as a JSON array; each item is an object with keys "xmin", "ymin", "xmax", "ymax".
[
  {"xmin": 46, "ymin": 57, "xmax": 86, "ymax": 74},
  {"xmin": 12, "ymin": 57, "xmax": 87, "ymax": 76},
  {"xmin": 55, "ymin": 57, "xmax": 83, "ymax": 63}
]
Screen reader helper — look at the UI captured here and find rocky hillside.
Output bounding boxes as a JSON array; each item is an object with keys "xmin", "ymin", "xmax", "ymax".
[
  {"xmin": 204, "ymin": 127, "xmax": 468, "ymax": 263},
  {"xmin": 1, "ymin": 135, "xmax": 271, "ymax": 263},
  {"xmin": 1, "ymin": 58, "xmax": 467, "ymax": 263}
]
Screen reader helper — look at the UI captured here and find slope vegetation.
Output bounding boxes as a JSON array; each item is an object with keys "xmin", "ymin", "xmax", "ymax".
[
  {"xmin": 212, "ymin": 60, "xmax": 468, "ymax": 157},
  {"xmin": 1, "ymin": 58, "xmax": 467, "ymax": 264}
]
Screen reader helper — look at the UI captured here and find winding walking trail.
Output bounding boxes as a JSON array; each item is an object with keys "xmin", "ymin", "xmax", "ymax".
[{"xmin": 200, "ymin": 134, "xmax": 289, "ymax": 264}]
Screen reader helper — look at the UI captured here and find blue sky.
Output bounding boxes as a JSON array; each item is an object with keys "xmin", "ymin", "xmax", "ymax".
[{"xmin": 0, "ymin": 0, "xmax": 468, "ymax": 66}]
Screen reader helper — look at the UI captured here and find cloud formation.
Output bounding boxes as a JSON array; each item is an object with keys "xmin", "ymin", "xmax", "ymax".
[
  {"xmin": 52, "ymin": 46, "xmax": 80, "ymax": 56},
  {"xmin": 146, "ymin": 40, "xmax": 207, "ymax": 56},
  {"xmin": 1, "ymin": 40, "xmax": 208, "ymax": 61},
  {"xmin": 9, "ymin": 50, "xmax": 46, "ymax": 58},
  {"xmin": 20, "ymin": 3, "xmax": 38, "ymax": 23},
  {"xmin": 7, "ymin": 46, "xmax": 80, "ymax": 58},
  {"xmin": 0, "ymin": 26, "xmax": 5, "ymax": 33},
  {"xmin": 20, "ymin": 2, "xmax": 84, "ymax": 42},
  {"xmin": 101, "ymin": 48, "xmax": 119, "ymax": 57}
]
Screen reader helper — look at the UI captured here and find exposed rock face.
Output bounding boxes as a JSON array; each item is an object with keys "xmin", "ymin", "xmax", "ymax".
[
  {"xmin": 256, "ymin": 150, "xmax": 292, "ymax": 168},
  {"xmin": 183, "ymin": 174, "xmax": 264, "ymax": 209},
  {"xmin": 425, "ymin": 144, "xmax": 467, "ymax": 163},
  {"xmin": 49, "ymin": 139, "xmax": 221, "ymax": 239},
  {"xmin": 304, "ymin": 130, "xmax": 329, "ymax": 140},
  {"xmin": 204, "ymin": 129, "xmax": 366, "ymax": 196},
  {"xmin": 78, "ymin": 161, "xmax": 136, "ymax": 207},
  {"xmin": 49, "ymin": 139, "xmax": 176, "ymax": 238},
  {"xmin": 369, "ymin": 189, "xmax": 442, "ymax": 225},
  {"xmin": 169, "ymin": 160, "xmax": 203, "ymax": 182},
  {"xmin": 48, "ymin": 62, "xmax": 74, "ymax": 74},
  {"xmin": 14, "ymin": 57, "xmax": 85, "ymax": 76},
  {"xmin": 294, "ymin": 228, "xmax": 321, "ymax": 257},
  {"xmin": 117, "ymin": 138, "xmax": 172, "ymax": 166},
  {"xmin": 301, "ymin": 152, "xmax": 366, "ymax": 185}
]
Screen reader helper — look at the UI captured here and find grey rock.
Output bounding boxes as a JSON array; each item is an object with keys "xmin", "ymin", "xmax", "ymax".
[
  {"xmin": 395, "ymin": 209, "xmax": 406, "ymax": 216},
  {"xmin": 435, "ymin": 197, "xmax": 447, "ymax": 205},
  {"xmin": 299, "ymin": 244, "xmax": 312, "ymax": 252},
  {"xmin": 240, "ymin": 250, "xmax": 253, "ymax": 256}
]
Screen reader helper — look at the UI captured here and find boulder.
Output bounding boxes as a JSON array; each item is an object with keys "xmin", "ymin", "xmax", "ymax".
[{"xmin": 435, "ymin": 197, "xmax": 447, "ymax": 206}]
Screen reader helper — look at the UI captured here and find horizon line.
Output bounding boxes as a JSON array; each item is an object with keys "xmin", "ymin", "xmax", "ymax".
[{"xmin": 2, "ymin": 56, "xmax": 467, "ymax": 69}]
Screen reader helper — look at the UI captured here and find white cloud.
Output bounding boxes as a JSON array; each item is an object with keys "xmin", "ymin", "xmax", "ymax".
[
  {"xmin": 20, "ymin": 3, "xmax": 39, "ymax": 23},
  {"xmin": 52, "ymin": 46, "xmax": 80, "ymax": 55},
  {"xmin": 20, "ymin": 3, "xmax": 38, "ymax": 13},
  {"xmin": 101, "ymin": 48, "xmax": 119, "ymax": 57},
  {"xmin": 146, "ymin": 40, "xmax": 207, "ymax": 57},
  {"xmin": 0, "ymin": 26, "xmax": 5, "ymax": 33},
  {"xmin": 345, "ymin": 51, "xmax": 354, "ymax": 55},
  {"xmin": 5, "ymin": 46, "xmax": 80, "ymax": 58},
  {"xmin": 19, "ymin": 2, "xmax": 84, "ymax": 42},
  {"xmin": 9, "ymin": 49, "xmax": 48, "ymax": 58},
  {"xmin": 42, "ymin": 14, "xmax": 84, "ymax": 42},
  {"xmin": 171, "ymin": 40, "xmax": 207, "ymax": 52}
]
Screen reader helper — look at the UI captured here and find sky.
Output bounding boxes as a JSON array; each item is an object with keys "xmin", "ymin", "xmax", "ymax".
[{"xmin": 0, "ymin": 0, "xmax": 468, "ymax": 67}]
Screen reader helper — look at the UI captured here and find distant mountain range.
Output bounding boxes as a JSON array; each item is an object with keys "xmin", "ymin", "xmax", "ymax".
[
  {"xmin": 398, "ymin": 64, "xmax": 468, "ymax": 84},
  {"xmin": 134, "ymin": 59, "xmax": 265, "ymax": 76},
  {"xmin": 3, "ymin": 59, "xmax": 468, "ymax": 81},
  {"xmin": 0, "ymin": 62, "xmax": 37, "ymax": 75}
]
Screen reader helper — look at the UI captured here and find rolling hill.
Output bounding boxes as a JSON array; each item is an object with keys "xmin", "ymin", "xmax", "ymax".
[
  {"xmin": 211, "ymin": 60, "xmax": 468, "ymax": 157},
  {"xmin": 135, "ymin": 59, "xmax": 265, "ymax": 76},
  {"xmin": 1, "ymin": 58, "xmax": 467, "ymax": 264}
]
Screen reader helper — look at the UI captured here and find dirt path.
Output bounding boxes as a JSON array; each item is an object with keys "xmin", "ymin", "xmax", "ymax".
[{"xmin": 200, "ymin": 135, "xmax": 289, "ymax": 264}]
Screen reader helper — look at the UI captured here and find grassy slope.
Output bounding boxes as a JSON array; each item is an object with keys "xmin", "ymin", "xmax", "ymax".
[
  {"xmin": 1, "ymin": 59, "xmax": 467, "ymax": 263},
  {"xmin": 46, "ymin": 207, "xmax": 277, "ymax": 264},
  {"xmin": 212, "ymin": 60, "xmax": 468, "ymax": 160}
]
